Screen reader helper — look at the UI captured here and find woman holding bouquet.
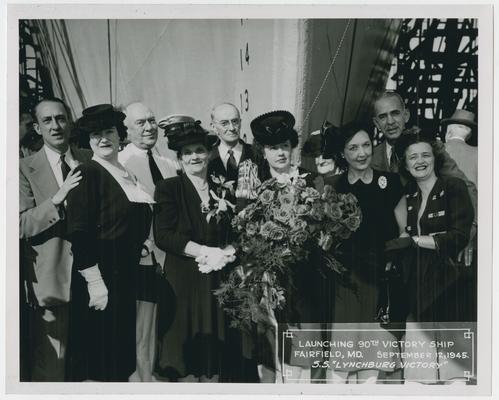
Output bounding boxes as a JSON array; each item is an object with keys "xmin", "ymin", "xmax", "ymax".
[
  {"xmin": 236, "ymin": 110, "xmax": 319, "ymax": 207},
  {"xmin": 324, "ymin": 122, "xmax": 404, "ymax": 383},
  {"xmin": 153, "ymin": 115, "xmax": 257, "ymax": 382},
  {"xmin": 235, "ymin": 111, "xmax": 334, "ymax": 381}
]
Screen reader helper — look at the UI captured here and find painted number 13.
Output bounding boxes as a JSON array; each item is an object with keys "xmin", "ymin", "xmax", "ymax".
[{"xmin": 240, "ymin": 89, "xmax": 249, "ymax": 113}]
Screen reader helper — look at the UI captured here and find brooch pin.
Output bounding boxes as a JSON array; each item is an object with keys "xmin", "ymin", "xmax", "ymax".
[
  {"xmin": 378, "ymin": 176, "xmax": 387, "ymax": 189},
  {"xmin": 200, "ymin": 201, "xmax": 210, "ymax": 214}
]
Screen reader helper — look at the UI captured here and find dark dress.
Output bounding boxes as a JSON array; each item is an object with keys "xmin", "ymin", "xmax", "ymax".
[
  {"xmin": 65, "ymin": 160, "xmax": 152, "ymax": 381},
  {"xmin": 153, "ymin": 174, "xmax": 258, "ymax": 382},
  {"xmin": 325, "ymin": 169, "xmax": 403, "ymax": 371}
]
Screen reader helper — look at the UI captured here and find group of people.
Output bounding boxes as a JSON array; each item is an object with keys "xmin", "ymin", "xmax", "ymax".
[{"xmin": 19, "ymin": 90, "xmax": 478, "ymax": 384}]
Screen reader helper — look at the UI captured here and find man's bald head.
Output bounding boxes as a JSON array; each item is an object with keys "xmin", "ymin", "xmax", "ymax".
[
  {"xmin": 124, "ymin": 102, "xmax": 158, "ymax": 150},
  {"xmin": 210, "ymin": 103, "xmax": 241, "ymax": 147}
]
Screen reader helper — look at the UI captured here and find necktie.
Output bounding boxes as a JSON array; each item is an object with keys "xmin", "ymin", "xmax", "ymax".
[
  {"xmin": 147, "ymin": 150, "xmax": 164, "ymax": 185},
  {"xmin": 226, "ymin": 149, "xmax": 238, "ymax": 181},
  {"xmin": 60, "ymin": 154, "xmax": 71, "ymax": 181},
  {"xmin": 389, "ymin": 148, "xmax": 398, "ymax": 173}
]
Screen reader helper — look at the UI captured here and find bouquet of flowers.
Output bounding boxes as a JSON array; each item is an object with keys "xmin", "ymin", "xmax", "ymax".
[{"xmin": 214, "ymin": 172, "xmax": 362, "ymax": 331}]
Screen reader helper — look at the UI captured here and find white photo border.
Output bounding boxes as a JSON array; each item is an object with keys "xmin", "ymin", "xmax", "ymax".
[{"xmin": 3, "ymin": 2, "xmax": 494, "ymax": 397}]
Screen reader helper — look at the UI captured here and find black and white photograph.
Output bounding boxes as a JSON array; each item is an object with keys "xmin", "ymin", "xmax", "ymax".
[{"xmin": 3, "ymin": 2, "xmax": 495, "ymax": 397}]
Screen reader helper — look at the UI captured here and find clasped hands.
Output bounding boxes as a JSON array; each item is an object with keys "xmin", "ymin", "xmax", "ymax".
[{"xmin": 195, "ymin": 245, "xmax": 236, "ymax": 273}]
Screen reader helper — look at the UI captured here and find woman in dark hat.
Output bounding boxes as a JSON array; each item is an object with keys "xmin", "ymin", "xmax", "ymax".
[
  {"xmin": 236, "ymin": 110, "xmax": 317, "ymax": 207},
  {"xmin": 153, "ymin": 115, "xmax": 257, "ymax": 382},
  {"xmin": 65, "ymin": 104, "xmax": 153, "ymax": 381},
  {"xmin": 387, "ymin": 130, "xmax": 474, "ymax": 384},
  {"xmin": 236, "ymin": 111, "xmax": 333, "ymax": 382},
  {"xmin": 324, "ymin": 121, "xmax": 404, "ymax": 383},
  {"xmin": 301, "ymin": 120, "xmax": 341, "ymax": 178}
]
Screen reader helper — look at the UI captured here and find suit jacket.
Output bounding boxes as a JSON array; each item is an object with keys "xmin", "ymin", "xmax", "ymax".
[
  {"xmin": 208, "ymin": 140, "xmax": 253, "ymax": 183},
  {"xmin": 371, "ymin": 141, "xmax": 390, "ymax": 172},
  {"xmin": 444, "ymin": 139, "xmax": 478, "ymax": 187},
  {"xmin": 19, "ymin": 146, "xmax": 92, "ymax": 307},
  {"xmin": 118, "ymin": 143, "xmax": 177, "ymax": 266}
]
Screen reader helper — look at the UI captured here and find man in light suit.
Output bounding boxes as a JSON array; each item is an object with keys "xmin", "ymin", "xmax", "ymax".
[
  {"xmin": 120, "ymin": 102, "xmax": 177, "ymax": 382},
  {"xmin": 443, "ymin": 109, "xmax": 478, "ymax": 187},
  {"xmin": 443, "ymin": 109, "xmax": 478, "ymax": 280},
  {"xmin": 19, "ymin": 97, "xmax": 92, "ymax": 381},
  {"xmin": 208, "ymin": 103, "xmax": 253, "ymax": 186}
]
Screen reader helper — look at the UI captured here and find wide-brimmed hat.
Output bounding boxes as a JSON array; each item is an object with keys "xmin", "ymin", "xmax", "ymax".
[
  {"xmin": 76, "ymin": 104, "xmax": 127, "ymax": 144},
  {"xmin": 158, "ymin": 114, "xmax": 216, "ymax": 152},
  {"xmin": 250, "ymin": 110, "xmax": 299, "ymax": 147},
  {"xmin": 441, "ymin": 109, "xmax": 477, "ymax": 130},
  {"xmin": 301, "ymin": 120, "xmax": 339, "ymax": 159}
]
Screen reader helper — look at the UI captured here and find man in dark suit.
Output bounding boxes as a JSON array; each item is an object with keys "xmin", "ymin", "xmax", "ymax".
[
  {"xmin": 208, "ymin": 103, "xmax": 253, "ymax": 185},
  {"xmin": 19, "ymin": 97, "xmax": 92, "ymax": 381},
  {"xmin": 371, "ymin": 91, "xmax": 410, "ymax": 173}
]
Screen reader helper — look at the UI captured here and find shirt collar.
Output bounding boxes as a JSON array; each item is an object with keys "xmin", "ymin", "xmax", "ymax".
[
  {"xmin": 126, "ymin": 143, "xmax": 159, "ymax": 157},
  {"xmin": 385, "ymin": 141, "xmax": 393, "ymax": 159},
  {"xmin": 43, "ymin": 144, "xmax": 73, "ymax": 167},
  {"xmin": 218, "ymin": 140, "xmax": 243, "ymax": 159}
]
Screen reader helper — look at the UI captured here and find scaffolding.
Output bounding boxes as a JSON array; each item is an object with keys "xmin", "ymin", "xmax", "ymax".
[
  {"xmin": 390, "ymin": 18, "xmax": 478, "ymax": 143},
  {"xmin": 19, "ymin": 20, "xmax": 54, "ymax": 111}
]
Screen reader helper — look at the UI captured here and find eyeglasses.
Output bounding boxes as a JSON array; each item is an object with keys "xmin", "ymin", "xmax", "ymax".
[{"xmin": 214, "ymin": 118, "xmax": 241, "ymax": 129}]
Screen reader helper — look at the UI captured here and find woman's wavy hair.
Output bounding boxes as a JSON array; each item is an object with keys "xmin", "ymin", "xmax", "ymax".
[
  {"xmin": 395, "ymin": 126, "xmax": 446, "ymax": 182},
  {"xmin": 329, "ymin": 121, "xmax": 373, "ymax": 173}
]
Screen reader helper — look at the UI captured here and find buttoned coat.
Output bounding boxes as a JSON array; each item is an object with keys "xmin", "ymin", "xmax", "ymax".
[{"xmin": 19, "ymin": 146, "xmax": 92, "ymax": 307}]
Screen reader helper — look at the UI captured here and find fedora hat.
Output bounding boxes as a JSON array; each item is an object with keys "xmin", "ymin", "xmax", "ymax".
[
  {"xmin": 158, "ymin": 114, "xmax": 216, "ymax": 152},
  {"xmin": 250, "ymin": 110, "xmax": 299, "ymax": 147},
  {"xmin": 441, "ymin": 109, "xmax": 477, "ymax": 129}
]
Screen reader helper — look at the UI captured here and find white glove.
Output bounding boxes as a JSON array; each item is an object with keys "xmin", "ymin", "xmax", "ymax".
[
  {"xmin": 79, "ymin": 265, "xmax": 109, "ymax": 310},
  {"xmin": 196, "ymin": 246, "xmax": 235, "ymax": 273}
]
